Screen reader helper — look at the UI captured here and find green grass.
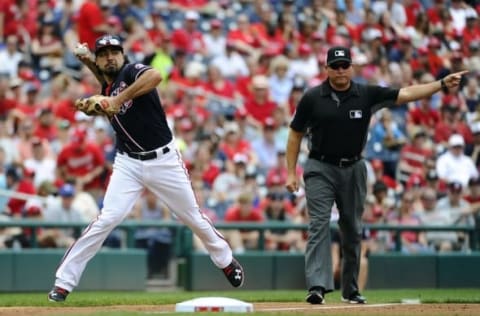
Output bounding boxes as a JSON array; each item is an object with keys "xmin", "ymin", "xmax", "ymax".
[{"xmin": 0, "ymin": 289, "xmax": 479, "ymax": 306}]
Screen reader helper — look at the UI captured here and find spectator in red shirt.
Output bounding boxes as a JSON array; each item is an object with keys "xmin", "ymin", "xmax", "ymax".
[
  {"xmin": 404, "ymin": 0, "xmax": 423, "ymax": 27},
  {"xmin": 434, "ymin": 104, "xmax": 473, "ymax": 147},
  {"xmin": 170, "ymin": 11, "xmax": 206, "ymax": 56},
  {"xmin": 397, "ymin": 129, "xmax": 433, "ymax": 183},
  {"xmin": 356, "ymin": 8, "xmax": 383, "ymax": 44},
  {"xmin": 56, "ymin": 126, "xmax": 105, "ymax": 197},
  {"xmin": 266, "ymin": 150, "xmax": 303, "ymax": 189},
  {"xmin": 387, "ymin": 191, "xmax": 430, "ymax": 253},
  {"xmin": 244, "ymin": 75, "xmax": 277, "ymax": 127},
  {"xmin": 31, "ymin": 19, "xmax": 64, "ymax": 78},
  {"xmin": 5, "ymin": 166, "xmax": 36, "ymax": 217},
  {"xmin": 203, "ymin": 64, "xmax": 238, "ymax": 101},
  {"xmin": 259, "ymin": 191, "xmax": 304, "ymax": 251},
  {"xmin": 12, "ymin": 83, "xmax": 42, "ymax": 122},
  {"xmin": 426, "ymin": 0, "xmax": 447, "ymax": 26},
  {"xmin": 218, "ymin": 122, "xmax": 253, "ymax": 162},
  {"xmin": 224, "ymin": 191, "xmax": 264, "ymax": 250},
  {"xmin": 464, "ymin": 177, "xmax": 480, "ymax": 206},
  {"xmin": 0, "ymin": 0, "xmax": 34, "ymax": 41},
  {"xmin": 406, "ymin": 94, "xmax": 441, "ymax": 138},
  {"xmin": 325, "ymin": 9, "xmax": 357, "ymax": 45},
  {"xmin": 462, "ymin": 16, "xmax": 480, "ymax": 54},
  {"xmin": 0, "ymin": 77, "xmax": 18, "ymax": 118},
  {"xmin": 168, "ymin": 0, "xmax": 213, "ymax": 12},
  {"xmin": 16, "ymin": 118, "xmax": 54, "ymax": 163},
  {"xmin": 34, "ymin": 108, "xmax": 58, "ymax": 142},
  {"xmin": 76, "ymin": 0, "xmax": 114, "ymax": 50},
  {"xmin": 369, "ymin": 159, "xmax": 399, "ymax": 191},
  {"xmin": 227, "ymin": 14, "xmax": 264, "ymax": 55}
]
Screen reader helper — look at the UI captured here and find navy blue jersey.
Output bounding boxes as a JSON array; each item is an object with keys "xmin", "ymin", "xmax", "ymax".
[{"xmin": 101, "ymin": 63, "xmax": 172, "ymax": 153}]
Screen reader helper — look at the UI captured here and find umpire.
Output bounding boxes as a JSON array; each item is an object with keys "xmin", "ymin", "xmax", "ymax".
[{"xmin": 285, "ymin": 46, "xmax": 466, "ymax": 305}]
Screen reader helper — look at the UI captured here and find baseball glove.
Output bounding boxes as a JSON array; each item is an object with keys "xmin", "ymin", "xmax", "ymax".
[{"xmin": 74, "ymin": 95, "xmax": 118, "ymax": 116}]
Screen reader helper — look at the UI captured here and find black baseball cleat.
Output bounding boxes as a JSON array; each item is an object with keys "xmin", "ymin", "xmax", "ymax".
[
  {"xmin": 341, "ymin": 292, "xmax": 367, "ymax": 304},
  {"xmin": 306, "ymin": 287, "xmax": 325, "ymax": 304},
  {"xmin": 222, "ymin": 258, "xmax": 244, "ymax": 287},
  {"xmin": 48, "ymin": 286, "xmax": 70, "ymax": 302}
]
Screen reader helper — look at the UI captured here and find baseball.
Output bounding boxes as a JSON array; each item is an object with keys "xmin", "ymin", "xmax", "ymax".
[{"xmin": 74, "ymin": 44, "xmax": 89, "ymax": 56}]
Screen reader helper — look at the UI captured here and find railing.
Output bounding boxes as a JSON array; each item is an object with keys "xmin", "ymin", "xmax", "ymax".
[{"xmin": 0, "ymin": 220, "xmax": 478, "ymax": 253}]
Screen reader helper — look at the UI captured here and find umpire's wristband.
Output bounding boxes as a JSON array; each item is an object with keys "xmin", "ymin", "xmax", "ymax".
[{"xmin": 440, "ymin": 79, "xmax": 447, "ymax": 90}]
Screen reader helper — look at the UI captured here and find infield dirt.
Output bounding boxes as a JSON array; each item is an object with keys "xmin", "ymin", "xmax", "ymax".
[{"xmin": 1, "ymin": 303, "xmax": 480, "ymax": 315}]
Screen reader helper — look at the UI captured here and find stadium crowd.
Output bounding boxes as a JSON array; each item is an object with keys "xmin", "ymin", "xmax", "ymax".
[{"xmin": 1, "ymin": 0, "xmax": 480, "ymax": 280}]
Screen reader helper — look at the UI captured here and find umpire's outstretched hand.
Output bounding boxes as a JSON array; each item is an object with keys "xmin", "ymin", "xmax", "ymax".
[{"xmin": 442, "ymin": 70, "xmax": 469, "ymax": 89}]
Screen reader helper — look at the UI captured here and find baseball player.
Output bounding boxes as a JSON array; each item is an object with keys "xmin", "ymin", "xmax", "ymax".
[{"xmin": 48, "ymin": 35, "xmax": 244, "ymax": 302}]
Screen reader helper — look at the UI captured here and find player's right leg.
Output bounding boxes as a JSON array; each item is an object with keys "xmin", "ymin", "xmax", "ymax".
[
  {"xmin": 144, "ymin": 148, "xmax": 244, "ymax": 287},
  {"xmin": 48, "ymin": 155, "xmax": 145, "ymax": 302}
]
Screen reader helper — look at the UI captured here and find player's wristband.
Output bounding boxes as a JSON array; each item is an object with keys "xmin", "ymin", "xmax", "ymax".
[{"xmin": 440, "ymin": 79, "xmax": 447, "ymax": 90}]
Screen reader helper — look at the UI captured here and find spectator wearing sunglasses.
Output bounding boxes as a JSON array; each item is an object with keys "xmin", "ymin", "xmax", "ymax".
[
  {"xmin": 286, "ymin": 45, "xmax": 467, "ymax": 305},
  {"xmin": 261, "ymin": 191, "xmax": 304, "ymax": 252}
]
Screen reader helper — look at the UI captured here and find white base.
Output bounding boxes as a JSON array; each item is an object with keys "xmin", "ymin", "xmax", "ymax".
[{"xmin": 175, "ymin": 297, "xmax": 254, "ymax": 313}]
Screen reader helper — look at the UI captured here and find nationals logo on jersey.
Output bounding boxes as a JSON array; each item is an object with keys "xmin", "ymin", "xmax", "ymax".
[{"xmin": 111, "ymin": 81, "xmax": 133, "ymax": 114}]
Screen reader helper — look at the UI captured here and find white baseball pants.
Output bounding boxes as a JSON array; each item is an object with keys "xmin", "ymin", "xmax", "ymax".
[{"xmin": 54, "ymin": 141, "xmax": 232, "ymax": 292}]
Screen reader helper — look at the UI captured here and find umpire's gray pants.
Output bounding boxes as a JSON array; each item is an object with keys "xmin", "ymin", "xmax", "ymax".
[{"xmin": 303, "ymin": 158, "xmax": 366, "ymax": 297}]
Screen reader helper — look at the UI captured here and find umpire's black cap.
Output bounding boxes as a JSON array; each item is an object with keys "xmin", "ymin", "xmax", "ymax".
[
  {"xmin": 94, "ymin": 35, "xmax": 123, "ymax": 55},
  {"xmin": 326, "ymin": 46, "xmax": 352, "ymax": 65}
]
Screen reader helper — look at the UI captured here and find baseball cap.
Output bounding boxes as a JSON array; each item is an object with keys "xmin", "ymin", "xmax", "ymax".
[
  {"xmin": 234, "ymin": 107, "xmax": 248, "ymax": 119},
  {"xmin": 31, "ymin": 136, "xmax": 42, "ymax": 146},
  {"xmin": 426, "ymin": 169, "xmax": 439, "ymax": 181},
  {"xmin": 210, "ymin": 19, "xmax": 222, "ymax": 28},
  {"xmin": 471, "ymin": 122, "xmax": 480, "ymax": 134},
  {"xmin": 298, "ymin": 43, "xmax": 312, "ymax": 55},
  {"xmin": 326, "ymin": 46, "xmax": 352, "ymax": 66},
  {"xmin": 252, "ymin": 75, "xmax": 269, "ymax": 89},
  {"xmin": 372, "ymin": 181, "xmax": 388, "ymax": 194},
  {"xmin": 9, "ymin": 77, "xmax": 23, "ymax": 89},
  {"xmin": 233, "ymin": 153, "xmax": 248, "ymax": 164},
  {"xmin": 370, "ymin": 159, "xmax": 384, "ymax": 171},
  {"xmin": 263, "ymin": 117, "xmax": 275, "ymax": 129},
  {"xmin": 292, "ymin": 77, "xmax": 306, "ymax": 90},
  {"xmin": 469, "ymin": 177, "xmax": 480, "ymax": 186},
  {"xmin": 72, "ymin": 127, "xmax": 88, "ymax": 143},
  {"xmin": 266, "ymin": 173, "xmax": 285, "ymax": 187},
  {"xmin": 224, "ymin": 121, "xmax": 239, "ymax": 134},
  {"xmin": 448, "ymin": 134, "xmax": 465, "ymax": 147},
  {"xmin": 448, "ymin": 181, "xmax": 463, "ymax": 193},
  {"xmin": 59, "ymin": 183, "xmax": 76, "ymax": 197},
  {"xmin": 407, "ymin": 173, "xmax": 426, "ymax": 189},
  {"xmin": 94, "ymin": 35, "xmax": 123, "ymax": 55},
  {"xmin": 185, "ymin": 11, "xmax": 199, "ymax": 20},
  {"xmin": 24, "ymin": 199, "xmax": 43, "ymax": 217}
]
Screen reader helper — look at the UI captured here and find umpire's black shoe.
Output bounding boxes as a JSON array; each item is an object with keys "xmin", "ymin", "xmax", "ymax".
[
  {"xmin": 342, "ymin": 292, "xmax": 367, "ymax": 304},
  {"xmin": 306, "ymin": 287, "xmax": 325, "ymax": 304},
  {"xmin": 48, "ymin": 286, "xmax": 69, "ymax": 302},
  {"xmin": 222, "ymin": 258, "xmax": 244, "ymax": 287}
]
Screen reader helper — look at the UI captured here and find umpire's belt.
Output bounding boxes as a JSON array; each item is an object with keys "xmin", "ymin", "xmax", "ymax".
[
  {"xmin": 119, "ymin": 146, "xmax": 170, "ymax": 161},
  {"xmin": 309, "ymin": 151, "xmax": 361, "ymax": 168}
]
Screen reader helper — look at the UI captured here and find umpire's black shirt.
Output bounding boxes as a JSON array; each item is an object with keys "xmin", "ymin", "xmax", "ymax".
[{"xmin": 290, "ymin": 80, "xmax": 399, "ymax": 157}]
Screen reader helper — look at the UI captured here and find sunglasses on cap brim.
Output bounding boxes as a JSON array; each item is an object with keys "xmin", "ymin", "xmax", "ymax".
[
  {"xmin": 328, "ymin": 62, "xmax": 351, "ymax": 70},
  {"xmin": 97, "ymin": 38, "xmax": 121, "ymax": 46}
]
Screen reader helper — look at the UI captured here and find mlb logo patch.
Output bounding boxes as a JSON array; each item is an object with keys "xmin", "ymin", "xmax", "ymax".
[
  {"xmin": 335, "ymin": 50, "xmax": 346, "ymax": 57},
  {"xmin": 349, "ymin": 110, "xmax": 362, "ymax": 119}
]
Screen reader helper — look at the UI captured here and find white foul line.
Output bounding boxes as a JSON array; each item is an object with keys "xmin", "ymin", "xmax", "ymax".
[{"xmin": 259, "ymin": 303, "xmax": 403, "ymax": 312}]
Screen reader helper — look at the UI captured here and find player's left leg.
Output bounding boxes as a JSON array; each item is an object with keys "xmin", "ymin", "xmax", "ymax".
[{"xmin": 336, "ymin": 160, "xmax": 367, "ymax": 304}]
